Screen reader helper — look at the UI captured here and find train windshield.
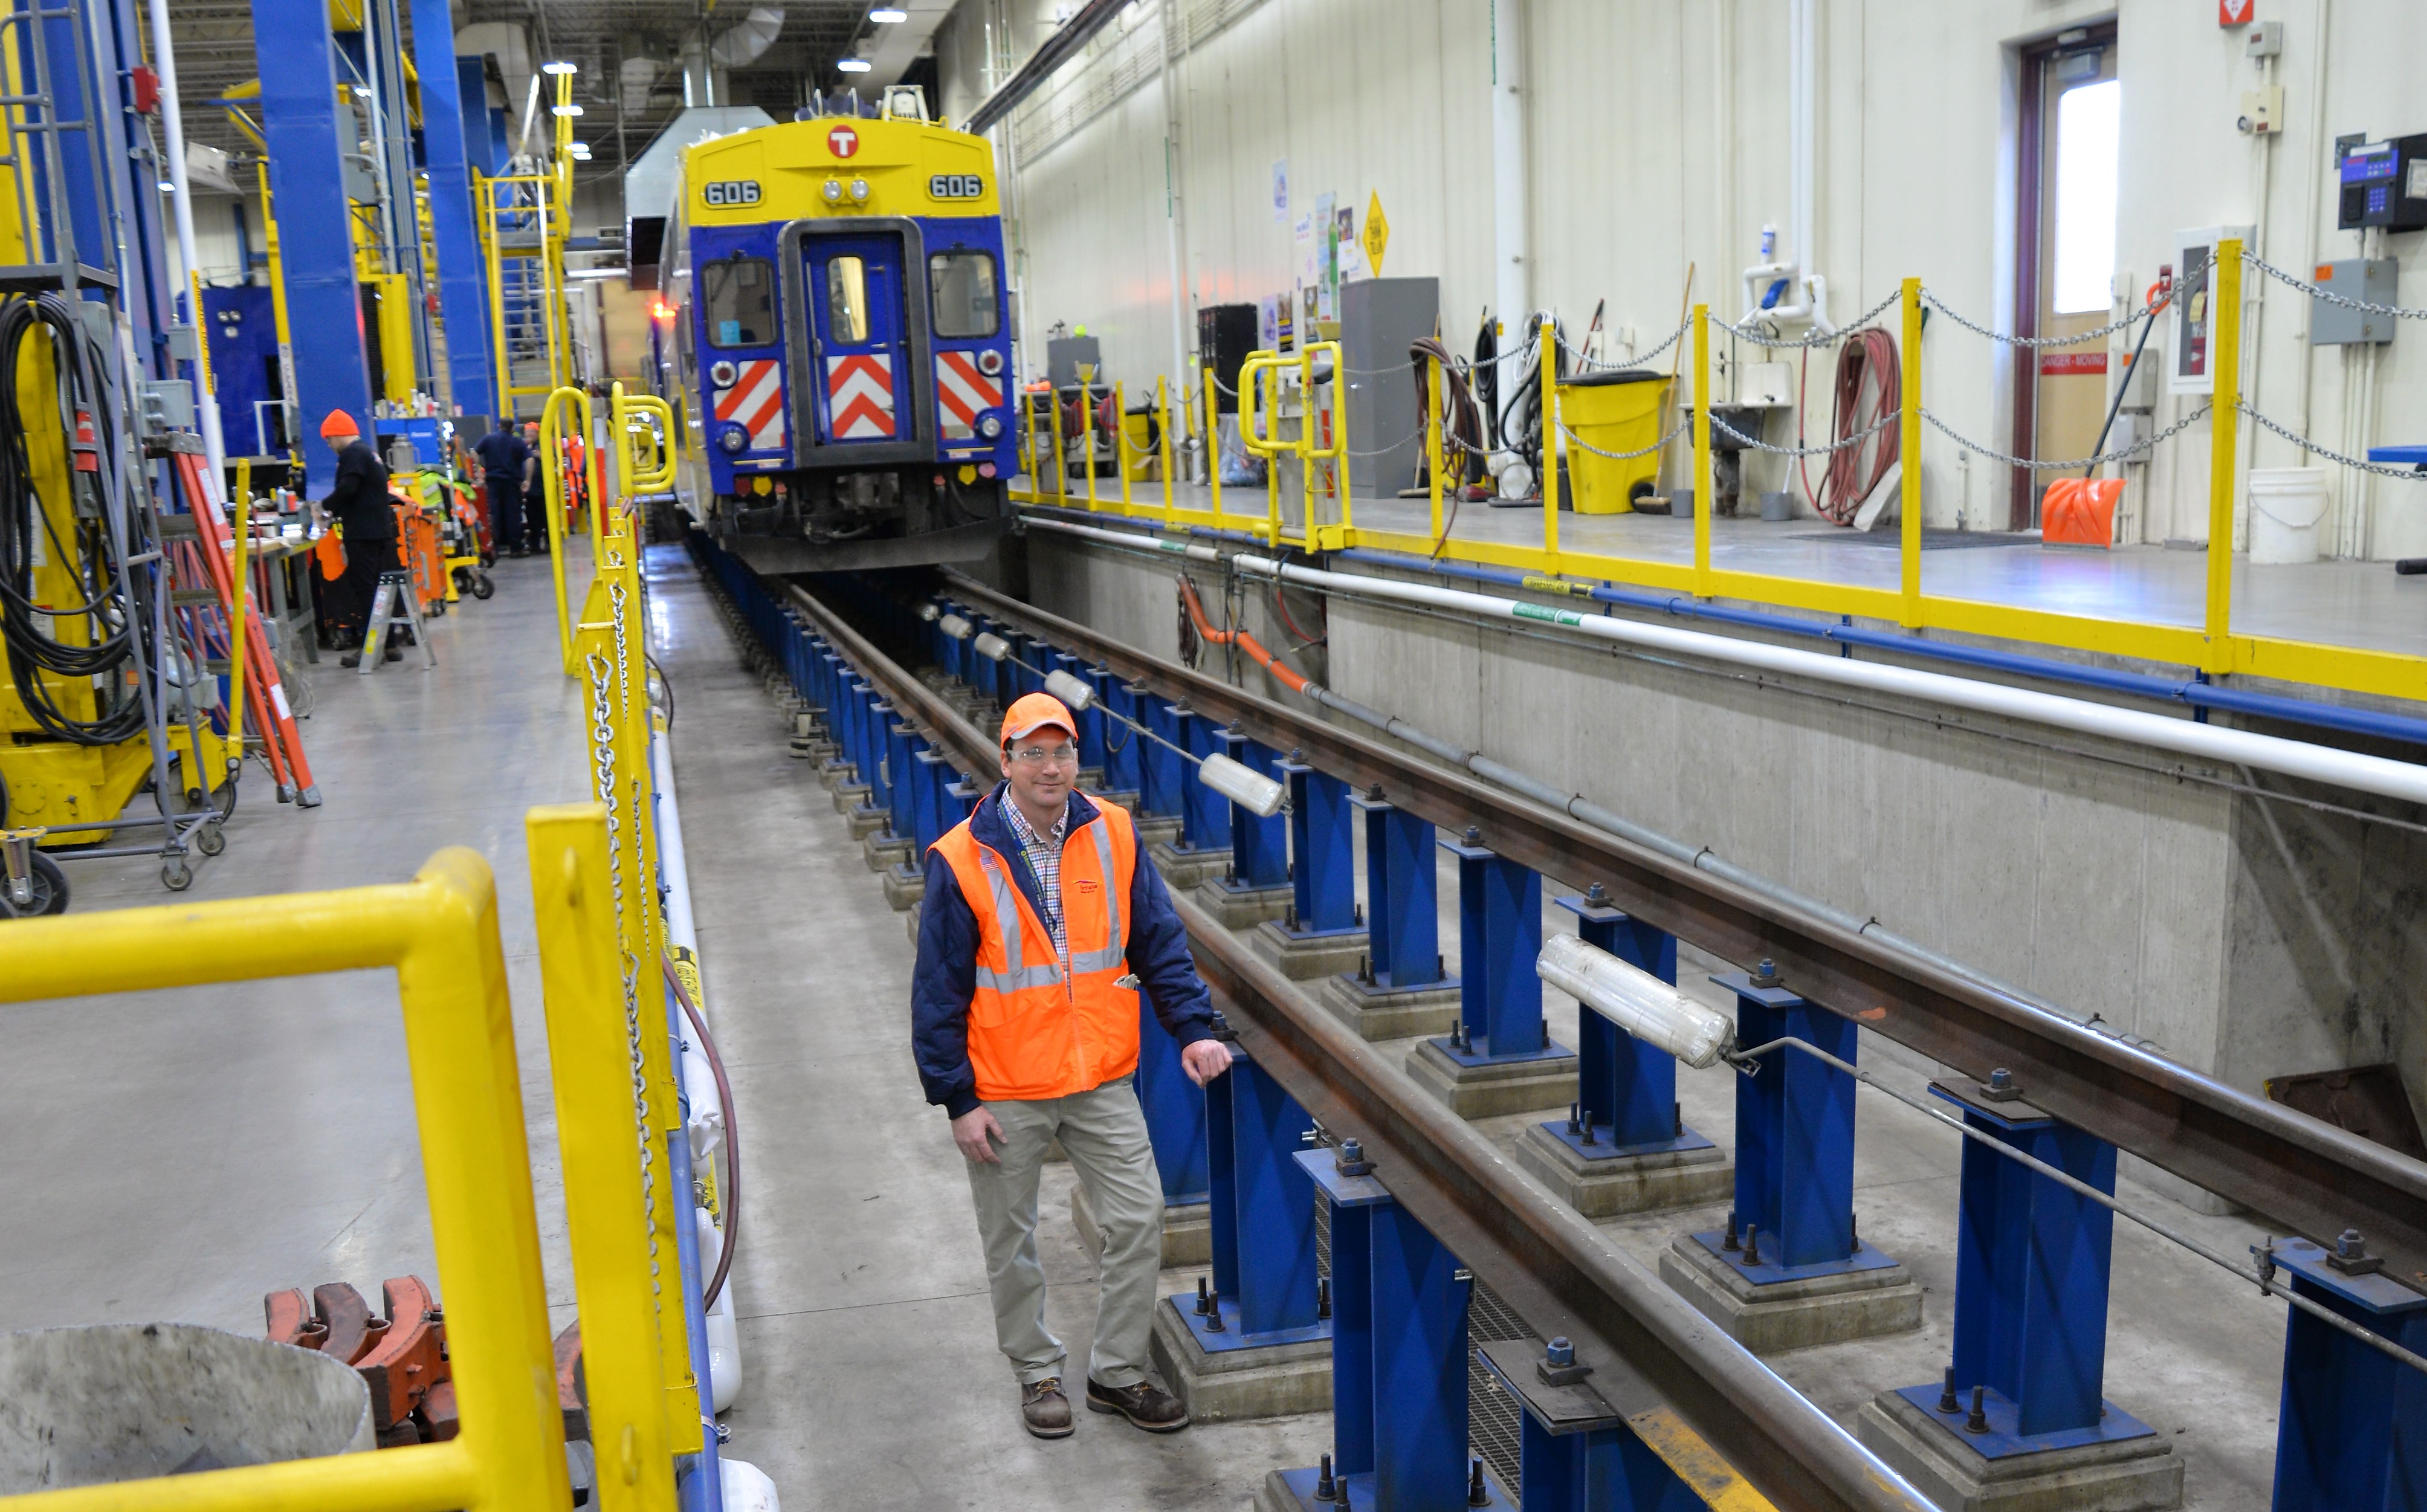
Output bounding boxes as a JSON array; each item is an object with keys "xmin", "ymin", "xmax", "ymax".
[
  {"xmin": 703, "ymin": 257, "xmax": 777, "ymax": 346},
  {"xmin": 928, "ymin": 251, "xmax": 997, "ymax": 338}
]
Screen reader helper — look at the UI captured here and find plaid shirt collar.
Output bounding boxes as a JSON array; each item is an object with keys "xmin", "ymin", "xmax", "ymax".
[{"xmin": 997, "ymin": 792, "xmax": 1071, "ymax": 954}]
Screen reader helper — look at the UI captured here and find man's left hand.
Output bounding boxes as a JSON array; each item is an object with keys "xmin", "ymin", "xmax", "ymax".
[{"xmin": 1180, "ymin": 1038, "xmax": 1231, "ymax": 1087}]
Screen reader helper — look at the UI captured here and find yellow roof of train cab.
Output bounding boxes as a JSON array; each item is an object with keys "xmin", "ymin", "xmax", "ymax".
[{"xmin": 682, "ymin": 113, "xmax": 1000, "ymax": 224}]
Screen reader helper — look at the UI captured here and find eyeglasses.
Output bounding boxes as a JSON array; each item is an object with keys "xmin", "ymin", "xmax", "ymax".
[{"xmin": 1007, "ymin": 745, "xmax": 1079, "ymax": 767}]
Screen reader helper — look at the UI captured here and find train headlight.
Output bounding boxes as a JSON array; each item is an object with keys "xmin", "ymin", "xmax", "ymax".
[
  {"xmin": 821, "ymin": 178, "xmax": 844, "ymax": 204},
  {"xmin": 976, "ymin": 349, "xmax": 1004, "ymax": 377},
  {"xmin": 978, "ymin": 413, "xmax": 1003, "ymax": 439},
  {"xmin": 850, "ymin": 178, "xmax": 870, "ymax": 202},
  {"xmin": 719, "ymin": 423, "xmax": 748, "ymax": 454}
]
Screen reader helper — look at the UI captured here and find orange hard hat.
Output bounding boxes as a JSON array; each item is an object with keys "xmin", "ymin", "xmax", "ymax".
[
  {"xmin": 1000, "ymin": 692, "xmax": 1077, "ymax": 748},
  {"xmin": 319, "ymin": 409, "xmax": 359, "ymax": 440}
]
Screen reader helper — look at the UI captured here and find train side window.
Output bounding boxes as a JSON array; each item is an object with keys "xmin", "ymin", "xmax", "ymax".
[
  {"xmin": 826, "ymin": 257, "xmax": 871, "ymax": 344},
  {"xmin": 702, "ymin": 256, "xmax": 776, "ymax": 346},
  {"xmin": 929, "ymin": 251, "xmax": 998, "ymax": 339}
]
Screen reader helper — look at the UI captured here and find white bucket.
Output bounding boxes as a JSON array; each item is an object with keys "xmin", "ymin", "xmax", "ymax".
[{"xmin": 2248, "ymin": 467, "xmax": 2329, "ymax": 565}]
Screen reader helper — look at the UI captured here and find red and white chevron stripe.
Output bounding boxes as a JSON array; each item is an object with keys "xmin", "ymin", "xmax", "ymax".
[
  {"xmin": 826, "ymin": 354, "xmax": 897, "ymax": 440},
  {"xmin": 713, "ymin": 358, "xmax": 786, "ymax": 451},
  {"xmin": 934, "ymin": 351, "xmax": 1004, "ymax": 439}
]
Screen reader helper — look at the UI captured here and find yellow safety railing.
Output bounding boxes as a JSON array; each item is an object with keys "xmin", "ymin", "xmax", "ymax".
[
  {"xmin": 613, "ymin": 381, "xmax": 679, "ymax": 494},
  {"xmin": 1010, "ymin": 238, "xmax": 2427, "ymax": 705},
  {"xmin": 1235, "ymin": 351, "xmax": 1290, "ymax": 546},
  {"xmin": 0, "ymin": 855, "xmax": 570, "ymax": 1512},
  {"xmin": 1296, "ymin": 340, "xmax": 1349, "ymax": 548},
  {"xmin": 540, "ymin": 385, "xmax": 613, "ymax": 673},
  {"xmin": 529, "ymin": 806, "xmax": 693, "ymax": 1505}
]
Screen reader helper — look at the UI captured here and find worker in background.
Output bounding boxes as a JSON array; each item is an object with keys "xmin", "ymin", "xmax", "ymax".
[
  {"xmin": 522, "ymin": 421, "xmax": 551, "ymax": 552},
  {"xmin": 472, "ymin": 416, "xmax": 535, "ymax": 557},
  {"xmin": 315, "ymin": 410, "xmax": 400, "ymax": 668},
  {"xmin": 913, "ymin": 691, "xmax": 1227, "ymax": 1441}
]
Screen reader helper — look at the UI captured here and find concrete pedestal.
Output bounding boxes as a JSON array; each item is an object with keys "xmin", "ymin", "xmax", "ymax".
[
  {"xmin": 1855, "ymin": 1387, "xmax": 2181, "ymax": 1512},
  {"xmin": 881, "ymin": 862, "xmax": 925, "ymax": 912},
  {"xmin": 845, "ymin": 802, "xmax": 890, "ymax": 839},
  {"xmin": 1256, "ymin": 1467, "xmax": 1512, "ymax": 1512},
  {"xmin": 816, "ymin": 757, "xmax": 856, "ymax": 790},
  {"xmin": 1147, "ymin": 1296, "xmax": 1330, "ymax": 1423},
  {"xmin": 1250, "ymin": 920, "xmax": 1369, "ymax": 982},
  {"xmin": 863, "ymin": 831, "xmax": 913, "ymax": 872},
  {"xmin": 1133, "ymin": 813, "xmax": 1183, "ymax": 850},
  {"xmin": 829, "ymin": 781, "xmax": 871, "ymax": 814},
  {"xmin": 1513, "ymin": 1121, "xmax": 1732, "ymax": 1218},
  {"xmin": 1080, "ymin": 787, "xmax": 1138, "ymax": 815},
  {"xmin": 1148, "ymin": 838, "xmax": 1231, "ymax": 890},
  {"xmin": 1406, "ymin": 1036, "xmax": 1577, "ymax": 1119},
  {"xmin": 1069, "ymin": 1185, "xmax": 1210, "ymax": 1268},
  {"xmin": 1320, "ymin": 972, "xmax": 1462, "ymax": 1041},
  {"xmin": 1658, "ymin": 1232, "xmax": 1923, "ymax": 1354},
  {"xmin": 1195, "ymin": 876, "xmax": 1294, "ymax": 928},
  {"xmin": 787, "ymin": 734, "xmax": 835, "ymax": 761}
]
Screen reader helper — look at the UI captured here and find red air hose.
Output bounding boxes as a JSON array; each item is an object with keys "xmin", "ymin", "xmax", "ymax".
[
  {"xmin": 1179, "ymin": 575, "xmax": 1308, "ymax": 694},
  {"xmin": 1798, "ymin": 328, "xmax": 1901, "ymax": 526}
]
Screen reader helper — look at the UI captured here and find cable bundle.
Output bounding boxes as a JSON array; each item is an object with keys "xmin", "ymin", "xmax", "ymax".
[{"xmin": 0, "ymin": 293, "xmax": 154, "ymax": 744}]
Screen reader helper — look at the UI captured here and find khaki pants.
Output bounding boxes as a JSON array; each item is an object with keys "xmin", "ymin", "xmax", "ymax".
[{"xmin": 963, "ymin": 1075, "xmax": 1165, "ymax": 1388}]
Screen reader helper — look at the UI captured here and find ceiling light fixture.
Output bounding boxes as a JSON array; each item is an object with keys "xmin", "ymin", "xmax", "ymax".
[
  {"xmin": 541, "ymin": 60, "xmax": 577, "ymax": 74},
  {"xmin": 836, "ymin": 57, "xmax": 872, "ymax": 73},
  {"xmin": 868, "ymin": 7, "xmax": 908, "ymax": 20},
  {"xmin": 553, "ymin": 103, "xmax": 584, "ymax": 115}
]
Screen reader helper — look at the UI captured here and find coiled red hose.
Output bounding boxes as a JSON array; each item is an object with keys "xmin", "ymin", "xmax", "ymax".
[{"xmin": 1799, "ymin": 328, "xmax": 1901, "ymax": 526}]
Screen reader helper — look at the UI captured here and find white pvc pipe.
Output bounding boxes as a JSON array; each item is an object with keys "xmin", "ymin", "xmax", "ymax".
[
  {"xmin": 1228, "ymin": 553, "xmax": 2427, "ymax": 808},
  {"xmin": 1491, "ymin": 0, "xmax": 1527, "ymax": 467},
  {"xmin": 1030, "ymin": 514, "xmax": 1221, "ymax": 562},
  {"xmin": 142, "ymin": 0, "xmax": 226, "ymax": 484}
]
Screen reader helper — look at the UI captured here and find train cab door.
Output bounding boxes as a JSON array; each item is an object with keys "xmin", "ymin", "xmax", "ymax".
[{"xmin": 806, "ymin": 236, "xmax": 914, "ymax": 446}]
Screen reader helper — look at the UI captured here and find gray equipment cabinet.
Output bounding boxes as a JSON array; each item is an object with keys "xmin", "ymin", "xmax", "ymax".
[{"xmin": 1341, "ymin": 277, "xmax": 1439, "ymax": 497}]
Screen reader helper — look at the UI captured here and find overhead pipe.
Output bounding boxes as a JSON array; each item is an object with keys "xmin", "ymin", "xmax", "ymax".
[
  {"xmin": 143, "ymin": 0, "xmax": 227, "ymax": 482},
  {"xmin": 966, "ymin": 0, "xmax": 1136, "ymax": 135},
  {"xmin": 1741, "ymin": 0, "xmax": 1831, "ymax": 334}
]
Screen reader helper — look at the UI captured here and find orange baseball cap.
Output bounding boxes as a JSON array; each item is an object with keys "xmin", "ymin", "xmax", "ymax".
[
  {"xmin": 1001, "ymin": 691, "xmax": 1077, "ymax": 747},
  {"xmin": 319, "ymin": 409, "xmax": 360, "ymax": 440}
]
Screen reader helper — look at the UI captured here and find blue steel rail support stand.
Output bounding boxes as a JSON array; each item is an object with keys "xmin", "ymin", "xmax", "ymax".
[
  {"xmin": 1198, "ymin": 729, "xmax": 1291, "ymax": 925},
  {"xmin": 2264, "ymin": 1233, "xmax": 2427, "ymax": 1511},
  {"xmin": 1475, "ymin": 1333, "xmax": 1724, "ymax": 1512},
  {"xmin": 1514, "ymin": 888, "xmax": 1731, "ymax": 1218},
  {"xmin": 1148, "ymin": 701, "xmax": 1230, "ymax": 889},
  {"xmin": 1855, "ymin": 1077, "xmax": 2180, "ymax": 1510},
  {"xmin": 1323, "ymin": 788, "xmax": 1461, "ymax": 1040},
  {"xmin": 1101, "ymin": 675, "xmax": 1147, "ymax": 802},
  {"xmin": 1252, "ymin": 758, "xmax": 1368, "ymax": 981},
  {"xmin": 1264, "ymin": 1144, "xmax": 1514, "ymax": 1512},
  {"xmin": 1405, "ymin": 832, "xmax": 1575, "ymax": 1119},
  {"xmin": 1149, "ymin": 1038, "xmax": 1334, "ymax": 1422},
  {"xmin": 1656, "ymin": 966, "xmax": 1920, "ymax": 1354},
  {"xmin": 1088, "ymin": 986, "xmax": 1211, "ymax": 1270}
]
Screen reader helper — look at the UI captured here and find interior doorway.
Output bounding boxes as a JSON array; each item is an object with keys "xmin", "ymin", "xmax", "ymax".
[{"xmin": 2009, "ymin": 22, "xmax": 2121, "ymax": 530}]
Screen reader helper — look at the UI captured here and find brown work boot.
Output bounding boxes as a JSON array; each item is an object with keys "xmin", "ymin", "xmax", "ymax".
[
  {"xmin": 1086, "ymin": 1377, "xmax": 1190, "ymax": 1432},
  {"xmin": 1020, "ymin": 1376, "xmax": 1073, "ymax": 1439}
]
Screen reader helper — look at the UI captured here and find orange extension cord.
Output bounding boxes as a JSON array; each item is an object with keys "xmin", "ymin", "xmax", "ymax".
[{"xmin": 1178, "ymin": 575, "xmax": 1308, "ymax": 694}]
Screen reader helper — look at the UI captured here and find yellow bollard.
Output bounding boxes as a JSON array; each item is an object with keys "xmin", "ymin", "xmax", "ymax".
[
  {"xmin": 1205, "ymin": 364, "xmax": 1224, "ymax": 523},
  {"xmin": 2204, "ymin": 239, "xmax": 2243, "ymax": 673},
  {"xmin": 1159, "ymin": 375, "xmax": 1175, "ymax": 525},
  {"xmin": 1692, "ymin": 305, "xmax": 1712, "ymax": 598},
  {"xmin": 1116, "ymin": 381, "xmax": 1132, "ymax": 512},
  {"xmin": 1540, "ymin": 320, "xmax": 1560, "ymax": 561}
]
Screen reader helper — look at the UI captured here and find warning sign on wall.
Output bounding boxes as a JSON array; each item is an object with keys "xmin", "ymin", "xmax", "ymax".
[{"xmin": 1363, "ymin": 192, "xmax": 1390, "ymax": 277}]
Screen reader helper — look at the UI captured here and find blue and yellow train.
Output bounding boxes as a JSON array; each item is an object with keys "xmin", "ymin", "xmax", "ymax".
[{"xmin": 658, "ymin": 93, "xmax": 1015, "ymax": 572}]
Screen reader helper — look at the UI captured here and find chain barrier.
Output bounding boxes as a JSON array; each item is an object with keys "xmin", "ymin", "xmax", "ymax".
[
  {"xmin": 1556, "ymin": 415, "xmax": 1693, "ymax": 462},
  {"xmin": 1709, "ymin": 409, "xmax": 1896, "ymax": 459},
  {"xmin": 1345, "ymin": 427, "xmax": 1426, "ymax": 458},
  {"xmin": 1556, "ymin": 316, "xmax": 1692, "ymax": 372},
  {"xmin": 1710, "ymin": 286, "xmax": 1904, "ymax": 349},
  {"xmin": 587, "ymin": 639, "xmax": 664, "ymax": 1307},
  {"xmin": 1918, "ymin": 404, "xmax": 2210, "ymax": 471},
  {"xmin": 2245, "ymin": 248, "xmax": 2427, "ymax": 320},
  {"xmin": 1922, "ymin": 256, "xmax": 2206, "ymax": 349},
  {"xmin": 2240, "ymin": 401, "xmax": 2427, "ymax": 479}
]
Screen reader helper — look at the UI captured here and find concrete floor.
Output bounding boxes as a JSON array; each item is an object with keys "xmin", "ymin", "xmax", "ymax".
[
  {"xmin": 0, "ymin": 532, "xmax": 2296, "ymax": 1510},
  {"xmin": 1026, "ymin": 476, "xmax": 2427, "ymax": 662}
]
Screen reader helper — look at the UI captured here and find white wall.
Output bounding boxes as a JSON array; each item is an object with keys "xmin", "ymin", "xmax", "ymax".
[{"xmin": 943, "ymin": 0, "xmax": 2427, "ymax": 558}]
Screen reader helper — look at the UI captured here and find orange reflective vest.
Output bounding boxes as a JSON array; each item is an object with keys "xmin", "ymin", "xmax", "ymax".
[{"xmin": 931, "ymin": 800, "xmax": 1140, "ymax": 1103}]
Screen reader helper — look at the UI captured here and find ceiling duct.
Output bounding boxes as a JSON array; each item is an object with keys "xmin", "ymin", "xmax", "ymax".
[{"xmin": 710, "ymin": 7, "xmax": 784, "ymax": 70}]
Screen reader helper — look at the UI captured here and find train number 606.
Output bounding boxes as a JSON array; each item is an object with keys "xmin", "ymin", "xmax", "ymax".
[
  {"xmin": 703, "ymin": 180, "xmax": 762, "ymax": 207},
  {"xmin": 929, "ymin": 173, "xmax": 984, "ymax": 199}
]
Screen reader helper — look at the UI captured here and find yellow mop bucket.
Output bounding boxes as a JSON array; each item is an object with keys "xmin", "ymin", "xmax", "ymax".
[{"xmin": 1560, "ymin": 369, "xmax": 1670, "ymax": 515}]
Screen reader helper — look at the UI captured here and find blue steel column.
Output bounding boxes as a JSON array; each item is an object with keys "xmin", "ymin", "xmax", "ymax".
[
  {"xmin": 1351, "ymin": 792, "xmax": 1449, "ymax": 992},
  {"xmin": 1728, "ymin": 972, "xmax": 1856, "ymax": 1267},
  {"xmin": 254, "ymin": 0, "xmax": 373, "ymax": 492},
  {"xmin": 2267, "ymin": 1236, "xmax": 2427, "ymax": 1510},
  {"xmin": 1133, "ymin": 997, "xmax": 1209, "ymax": 1206},
  {"xmin": 1282, "ymin": 761, "xmax": 1357, "ymax": 932},
  {"xmin": 1177, "ymin": 706, "xmax": 1229, "ymax": 855},
  {"xmin": 1372, "ymin": 1203, "xmax": 1476, "ymax": 1510},
  {"xmin": 410, "ymin": 0, "xmax": 495, "ymax": 419}
]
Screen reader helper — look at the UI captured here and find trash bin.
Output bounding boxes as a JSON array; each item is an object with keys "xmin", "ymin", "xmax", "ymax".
[
  {"xmin": 2248, "ymin": 467, "xmax": 2329, "ymax": 564},
  {"xmin": 0, "ymin": 1323, "xmax": 373, "ymax": 1491},
  {"xmin": 1559, "ymin": 369, "xmax": 1670, "ymax": 515}
]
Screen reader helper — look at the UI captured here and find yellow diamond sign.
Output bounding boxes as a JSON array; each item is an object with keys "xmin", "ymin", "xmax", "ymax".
[{"xmin": 1363, "ymin": 191, "xmax": 1390, "ymax": 277}]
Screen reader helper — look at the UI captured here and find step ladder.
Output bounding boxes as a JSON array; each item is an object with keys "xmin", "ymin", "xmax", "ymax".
[{"xmin": 358, "ymin": 571, "xmax": 436, "ymax": 674}]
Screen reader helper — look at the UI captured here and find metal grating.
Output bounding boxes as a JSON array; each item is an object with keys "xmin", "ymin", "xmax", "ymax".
[{"xmin": 1466, "ymin": 1278, "xmax": 1530, "ymax": 1499}]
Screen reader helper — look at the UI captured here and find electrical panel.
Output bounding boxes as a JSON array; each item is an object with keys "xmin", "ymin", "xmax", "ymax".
[
  {"xmin": 2311, "ymin": 259, "xmax": 2399, "ymax": 345},
  {"xmin": 2337, "ymin": 135, "xmax": 2427, "ymax": 231}
]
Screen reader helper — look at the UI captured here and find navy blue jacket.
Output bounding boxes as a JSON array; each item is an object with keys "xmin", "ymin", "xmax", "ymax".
[
  {"xmin": 472, "ymin": 427, "xmax": 530, "ymax": 482},
  {"xmin": 913, "ymin": 783, "xmax": 1215, "ymax": 1118}
]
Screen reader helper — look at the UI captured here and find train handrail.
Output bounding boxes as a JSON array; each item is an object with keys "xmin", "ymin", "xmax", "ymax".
[
  {"xmin": 612, "ymin": 382, "xmax": 678, "ymax": 493},
  {"xmin": 0, "ymin": 853, "xmax": 572, "ymax": 1512},
  {"xmin": 1235, "ymin": 351, "xmax": 1290, "ymax": 459}
]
